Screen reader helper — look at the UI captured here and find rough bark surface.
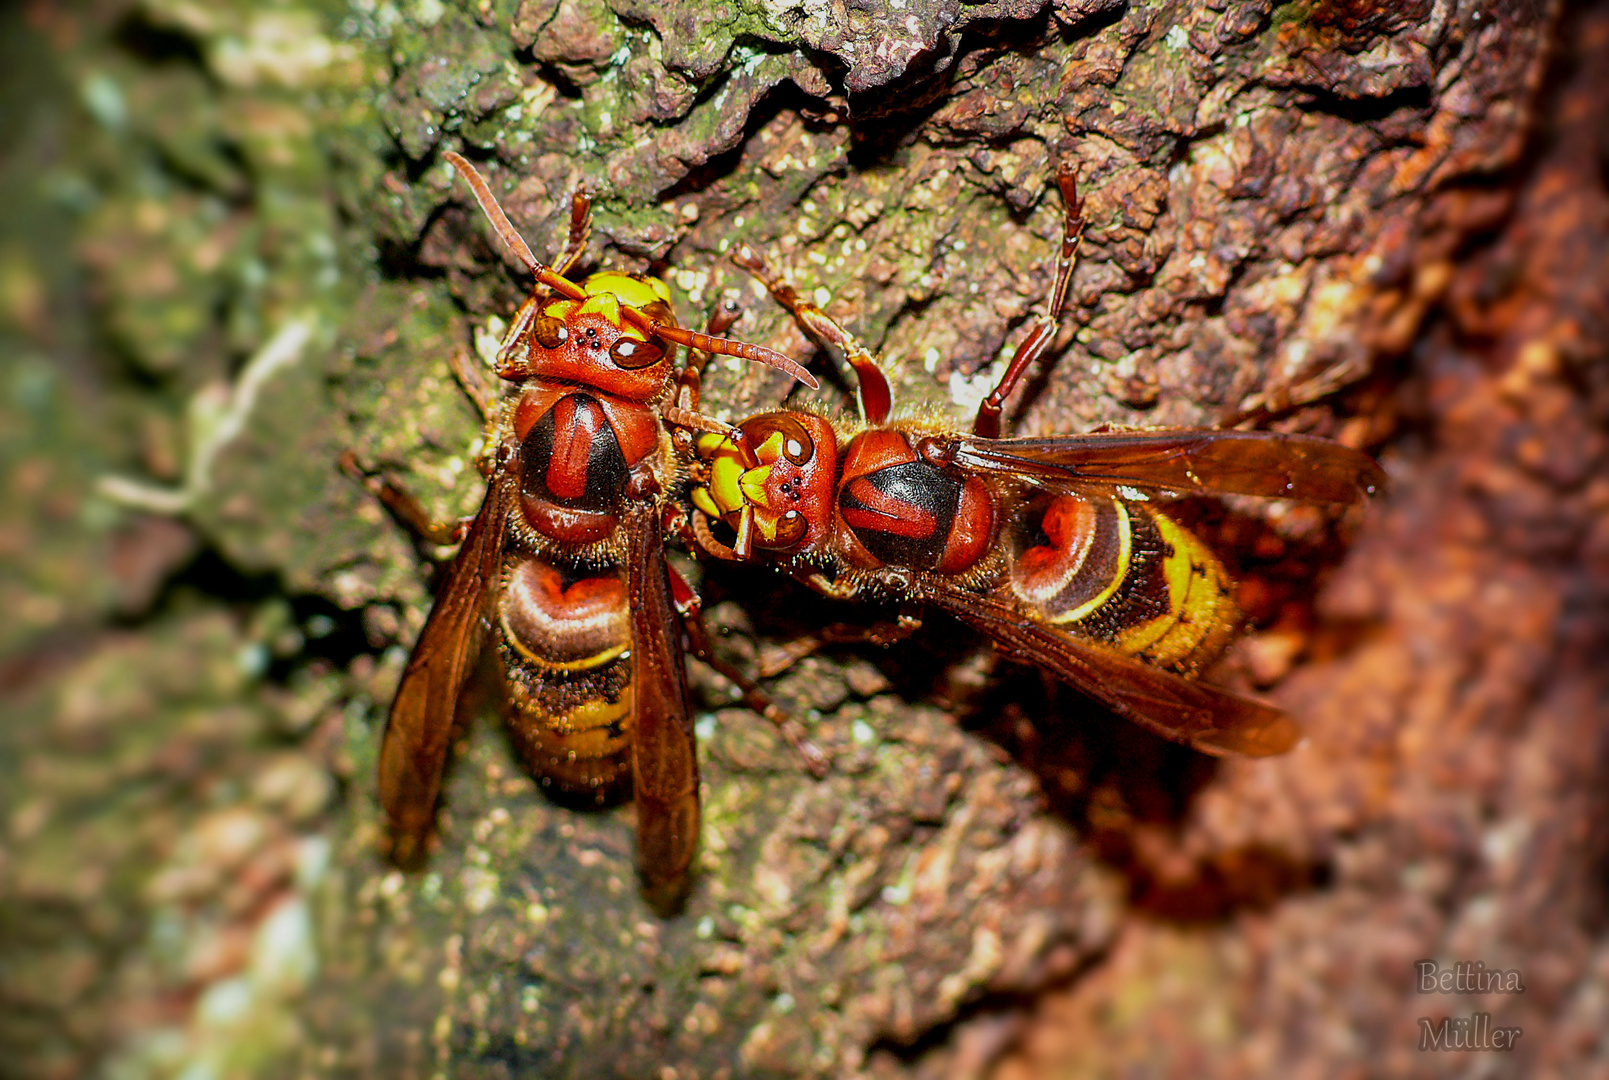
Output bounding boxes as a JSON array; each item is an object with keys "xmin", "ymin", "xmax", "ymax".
[
  {"xmin": 1, "ymin": 0, "xmax": 1601, "ymax": 1078},
  {"xmin": 998, "ymin": 4, "xmax": 1609, "ymax": 1075}
]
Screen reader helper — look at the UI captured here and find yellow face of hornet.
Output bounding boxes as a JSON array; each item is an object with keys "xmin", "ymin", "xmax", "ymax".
[
  {"xmin": 691, "ymin": 430, "xmax": 787, "ymax": 533},
  {"xmin": 689, "ymin": 413, "xmax": 836, "ymax": 555},
  {"xmin": 496, "ymin": 271, "xmax": 679, "ymax": 398}
]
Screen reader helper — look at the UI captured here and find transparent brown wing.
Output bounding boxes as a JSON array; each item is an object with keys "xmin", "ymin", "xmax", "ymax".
[
  {"xmin": 946, "ymin": 429, "xmax": 1386, "ymax": 504},
  {"xmin": 914, "ymin": 580, "xmax": 1299, "ymax": 757},
  {"xmin": 625, "ymin": 503, "xmax": 700, "ymax": 896},
  {"xmin": 378, "ymin": 474, "xmax": 513, "ymax": 865}
]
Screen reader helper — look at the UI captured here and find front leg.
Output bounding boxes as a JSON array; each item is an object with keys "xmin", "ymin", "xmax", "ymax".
[
  {"xmin": 672, "ymin": 297, "xmax": 745, "ymax": 410},
  {"xmin": 448, "ymin": 348, "xmax": 499, "ymax": 423},
  {"xmin": 552, "ymin": 184, "xmax": 593, "ymax": 277},
  {"xmin": 972, "ymin": 163, "xmax": 1084, "ymax": 439},
  {"xmin": 732, "ymin": 245, "xmax": 893, "ymax": 424},
  {"xmin": 340, "ymin": 451, "xmax": 475, "ymax": 547},
  {"xmin": 786, "ymin": 566, "xmax": 866, "ymax": 602}
]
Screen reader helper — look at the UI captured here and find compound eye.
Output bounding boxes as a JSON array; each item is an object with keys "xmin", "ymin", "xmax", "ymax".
[
  {"xmin": 770, "ymin": 509, "xmax": 808, "ymax": 549},
  {"xmin": 744, "ymin": 414, "xmax": 815, "ymax": 465},
  {"xmin": 610, "ymin": 336, "xmax": 664, "ymax": 370},
  {"xmin": 532, "ymin": 316, "xmax": 569, "ymax": 349}
]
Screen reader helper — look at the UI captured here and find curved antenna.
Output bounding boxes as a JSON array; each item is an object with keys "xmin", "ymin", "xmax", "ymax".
[
  {"xmin": 443, "ymin": 151, "xmax": 585, "ymax": 302},
  {"xmin": 634, "ymin": 318, "xmax": 819, "ymax": 390},
  {"xmin": 444, "ymin": 151, "xmax": 816, "ymax": 390}
]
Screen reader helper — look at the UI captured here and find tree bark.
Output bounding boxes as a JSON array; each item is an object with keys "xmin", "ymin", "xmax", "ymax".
[{"xmin": 2, "ymin": 0, "xmax": 1595, "ymax": 1078}]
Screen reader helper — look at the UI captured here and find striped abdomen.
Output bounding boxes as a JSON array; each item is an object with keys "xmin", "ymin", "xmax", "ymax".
[
  {"xmin": 496, "ymin": 555, "xmax": 633, "ymax": 798},
  {"xmin": 1007, "ymin": 494, "xmax": 1239, "ymax": 674}
]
